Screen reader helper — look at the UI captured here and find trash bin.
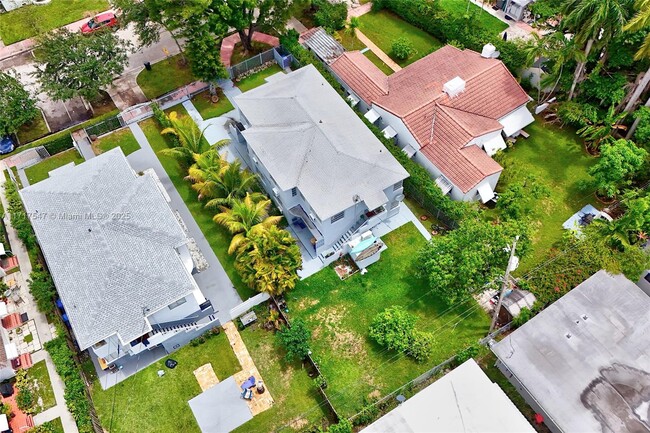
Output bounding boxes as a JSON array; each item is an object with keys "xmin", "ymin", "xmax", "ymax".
[{"xmin": 144, "ymin": 61, "xmax": 152, "ymax": 71}]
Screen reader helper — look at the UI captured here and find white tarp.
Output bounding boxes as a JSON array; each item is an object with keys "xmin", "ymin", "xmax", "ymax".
[
  {"xmin": 483, "ymin": 134, "xmax": 507, "ymax": 156},
  {"xmin": 477, "ymin": 182, "xmax": 495, "ymax": 203},
  {"xmin": 499, "ymin": 105, "xmax": 534, "ymax": 137},
  {"xmin": 364, "ymin": 108, "xmax": 381, "ymax": 124}
]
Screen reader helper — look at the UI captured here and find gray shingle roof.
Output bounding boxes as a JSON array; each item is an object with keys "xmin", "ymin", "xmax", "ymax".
[
  {"xmin": 20, "ymin": 149, "xmax": 196, "ymax": 350},
  {"xmin": 235, "ymin": 65, "xmax": 409, "ymax": 220}
]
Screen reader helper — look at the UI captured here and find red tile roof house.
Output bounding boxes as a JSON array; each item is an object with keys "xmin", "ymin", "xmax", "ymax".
[{"xmin": 327, "ymin": 44, "xmax": 534, "ymax": 203}]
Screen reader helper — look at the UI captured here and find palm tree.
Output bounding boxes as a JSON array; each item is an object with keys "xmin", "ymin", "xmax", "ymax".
[
  {"xmin": 213, "ymin": 193, "xmax": 283, "ymax": 254},
  {"xmin": 623, "ymin": 0, "xmax": 650, "ymax": 133},
  {"xmin": 577, "ymin": 105, "xmax": 628, "ymax": 152},
  {"xmin": 204, "ymin": 160, "xmax": 264, "ymax": 208},
  {"xmin": 186, "ymin": 148, "xmax": 229, "ymax": 200},
  {"xmin": 561, "ymin": 0, "xmax": 631, "ymax": 100},
  {"xmin": 235, "ymin": 225, "xmax": 302, "ymax": 296},
  {"xmin": 159, "ymin": 111, "xmax": 221, "ymax": 165}
]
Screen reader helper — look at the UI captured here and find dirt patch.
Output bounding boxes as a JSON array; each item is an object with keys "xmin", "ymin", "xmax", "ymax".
[
  {"xmin": 288, "ymin": 417, "xmax": 309, "ymax": 430},
  {"xmin": 296, "ymin": 297, "xmax": 319, "ymax": 310},
  {"xmin": 329, "ymin": 329, "xmax": 364, "ymax": 358},
  {"xmin": 367, "ymin": 389, "xmax": 381, "ymax": 400}
]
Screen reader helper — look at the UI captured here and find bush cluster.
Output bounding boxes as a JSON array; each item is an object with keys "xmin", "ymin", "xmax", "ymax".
[
  {"xmin": 44, "ymin": 336, "xmax": 93, "ymax": 433},
  {"xmin": 5, "ymin": 179, "xmax": 37, "ymax": 251},
  {"xmin": 14, "ymin": 369, "xmax": 35, "ymax": 414},
  {"xmin": 276, "ymin": 319, "xmax": 312, "ymax": 363},
  {"xmin": 369, "ymin": 306, "xmax": 433, "ymax": 362},
  {"xmin": 42, "ymin": 134, "xmax": 74, "ymax": 156},
  {"xmin": 27, "ymin": 270, "xmax": 56, "ymax": 318},
  {"xmin": 391, "ymin": 37, "xmax": 415, "ymax": 60}
]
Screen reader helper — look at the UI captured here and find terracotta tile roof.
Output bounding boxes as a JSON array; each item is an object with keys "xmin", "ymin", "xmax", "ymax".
[{"xmin": 331, "ymin": 45, "xmax": 530, "ymax": 192}]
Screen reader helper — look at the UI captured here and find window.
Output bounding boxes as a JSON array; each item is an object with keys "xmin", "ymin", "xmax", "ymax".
[
  {"xmin": 291, "ymin": 187, "xmax": 298, "ymax": 197},
  {"xmin": 393, "ymin": 181, "xmax": 403, "ymax": 191},
  {"xmin": 168, "ymin": 297, "xmax": 187, "ymax": 310},
  {"xmin": 330, "ymin": 211, "xmax": 345, "ymax": 224}
]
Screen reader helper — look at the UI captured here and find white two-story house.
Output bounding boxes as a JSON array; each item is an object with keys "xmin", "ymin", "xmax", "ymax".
[
  {"xmin": 232, "ymin": 65, "xmax": 409, "ymax": 263},
  {"xmin": 324, "ymin": 43, "xmax": 534, "ymax": 203},
  {"xmin": 21, "ymin": 149, "xmax": 218, "ymax": 380}
]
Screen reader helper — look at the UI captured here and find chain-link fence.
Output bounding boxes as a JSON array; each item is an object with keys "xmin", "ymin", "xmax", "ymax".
[
  {"xmin": 229, "ymin": 48, "xmax": 277, "ymax": 79},
  {"xmin": 85, "ymin": 115, "xmax": 124, "ymax": 138}
]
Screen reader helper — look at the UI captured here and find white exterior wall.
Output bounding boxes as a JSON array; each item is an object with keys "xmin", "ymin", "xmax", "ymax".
[
  {"xmin": 326, "ymin": 64, "xmax": 373, "ymax": 113},
  {"xmin": 371, "ymin": 104, "xmax": 421, "ymax": 151},
  {"xmin": 148, "ymin": 291, "xmax": 202, "ymax": 325},
  {"xmin": 638, "ymin": 271, "xmax": 650, "ymax": 297}
]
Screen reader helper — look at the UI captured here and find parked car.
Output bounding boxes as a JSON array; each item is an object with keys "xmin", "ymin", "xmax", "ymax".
[
  {"xmin": 0, "ymin": 136, "xmax": 15, "ymax": 155},
  {"xmin": 81, "ymin": 12, "xmax": 118, "ymax": 34}
]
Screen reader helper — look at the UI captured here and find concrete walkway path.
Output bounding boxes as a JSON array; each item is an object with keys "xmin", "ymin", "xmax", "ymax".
[
  {"xmin": 126, "ymin": 124, "xmax": 243, "ymax": 324},
  {"xmin": 355, "ymin": 29, "xmax": 402, "ymax": 72},
  {"xmin": 348, "ymin": 2, "xmax": 372, "ymax": 19}
]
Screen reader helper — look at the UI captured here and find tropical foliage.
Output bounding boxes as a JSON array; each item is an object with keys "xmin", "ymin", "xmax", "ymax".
[
  {"xmin": 276, "ymin": 319, "xmax": 311, "ymax": 362},
  {"xmin": 159, "ymin": 111, "xmax": 213, "ymax": 165},
  {"xmin": 369, "ymin": 306, "xmax": 434, "ymax": 362},
  {"xmin": 588, "ymin": 139, "xmax": 648, "ymax": 198}
]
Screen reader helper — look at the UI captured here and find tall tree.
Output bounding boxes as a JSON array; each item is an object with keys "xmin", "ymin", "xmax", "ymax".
[
  {"xmin": 32, "ymin": 29, "xmax": 130, "ymax": 102},
  {"xmin": 588, "ymin": 139, "xmax": 648, "ymax": 198},
  {"xmin": 0, "ymin": 71, "xmax": 39, "ymax": 137},
  {"xmin": 577, "ymin": 105, "xmax": 629, "ymax": 152},
  {"xmin": 561, "ymin": 0, "xmax": 631, "ymax": 100},
  {"xmin": 209, "ymin": 0, "xmax": 290, "ymax": 52},
  {"xmin": 235, "ymin": 225, "xmax": 302, "ymax": 296},
  {"xmin": 213, "ymin": 193, "xmax": 282, "ymax": 254},
  {"xmin": 623, "ymin": 0, "xmax": 650, "ymax": 132},
  {"xmin": 185, "ymin": 22, "xmax": 229, "ymax": 82}
]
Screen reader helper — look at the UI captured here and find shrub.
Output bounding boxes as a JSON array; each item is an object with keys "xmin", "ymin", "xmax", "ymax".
[
  {"xmin": 28, "ymin": 270, "xmax": 56, "ymax": 317},
  {"xmin": 557, "ymin": 101, "xmax": 599, "ymax": 128},
  {"xmin": 276, "ymin": 319, "xmax": 312, "ymax": 362},
  {"xmin": 407, "ymin": 330, "xmax": 434, "ymax": 362},
  {"xmin": 369, "ymin": 306, "xmax": 416, "ymax": 353},
  {"xmin": 314, "ymin": 0, "xmax": 347, "ymax": 31},
  {"xmin": 581, "ymin": 73, "xmax": 627, "ymax": 107},
  {"xmin": 16, "ymin": 387, "xmax": 34, "ymax": 413},
  {"xmin": 455, "ymin": 344, "xmax": 479, "ymax": 364},
  {"xmin": 512, "ymin": 306, "xmax": 533, "ymax": 328},
  {"xmin": 42, "ymin": 134, "xmax": 74, "ymax": 155},
  {"xmin": 313, "ymin": 374, "xmax": 327, "ymax": 389},
  {"xmin": 588, "ymin": 139, "xmax": 648, "ymax": 198},
  {"xmin": 327, "ymin": 419, "xmax": 353, "ymax": 433},
  {"xmin": 633, "ymin": 106, "xmax": 650, "ymax": 146},
  {"xmin": 0, "ymin": 402, "xmax": 10, "ymax": 417},
  {"xmin": 391, "ymin": 37, "xmax": 414, "ymax": 60},
  {"xmin": 5, "ymin": 180, "xmax": 37, "ymax": 251}
]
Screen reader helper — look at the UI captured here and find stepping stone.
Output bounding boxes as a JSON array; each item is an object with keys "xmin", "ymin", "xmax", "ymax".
[{"xmin": 193, "ymin": 363, "xmax": 219, "ymax": 391}]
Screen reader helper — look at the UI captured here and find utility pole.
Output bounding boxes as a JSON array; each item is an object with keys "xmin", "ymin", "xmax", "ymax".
[{"xmin": 489, "ymin": 236, "xmax": 519, "ymax": 334}]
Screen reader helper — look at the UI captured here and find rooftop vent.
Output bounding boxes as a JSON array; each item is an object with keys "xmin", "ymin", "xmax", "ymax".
[
  {"xmin": 481, "ymin": 43, "xmax": 500, "ymax": 59},
  {"xmin": 443, "ymin": 76, "xmax": 466, "ymax": 98},
  {"xmin": 565, "ymin": 333, "xmax": 572, "ymax": 339}
]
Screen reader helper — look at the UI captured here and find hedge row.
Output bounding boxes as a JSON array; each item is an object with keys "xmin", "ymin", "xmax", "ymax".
[
  {"xmin": 373, "ymin": 0, "xmax": 527, "ymax": 74},
  {"xmin": 44, "ymin": 336, "xmax": 93, "ymax": 433},
  {"xmin": 281, "ymin": 35, "xmax": 473, "ymax": 223},
  {"xmin": 5, "ymin": 180, "xmax": 37, "ymax": 251},
  {"xmin": 43, "ymin": 134, "xmax": 74, "ymax": 156}
]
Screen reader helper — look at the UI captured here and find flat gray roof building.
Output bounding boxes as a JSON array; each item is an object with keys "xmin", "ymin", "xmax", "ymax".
[
  {"xmin": 492, "ymin": 270, "xmax": 650, "ymax": 433},
  {"xmin": 20, "ymin": 149, "xmax": 198, "ymax": 350},
  {"xmin": 234, "ymin": 64, "xmax": 408, "ymax": 221},
  {"xmin": 362, "ymin": 359, "xmax": 535, "ymax": 433}
]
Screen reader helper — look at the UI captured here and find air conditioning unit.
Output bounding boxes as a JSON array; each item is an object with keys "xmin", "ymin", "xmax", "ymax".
[
  {"xmin": 481, "ymin": 43, "xmax": 500, "ymax": 59},
  {"xmin": 272, "ymin": 187, "xmax": 279, "ymax": 198},
  {"xmin": 443, "ymin": 76, "xmax": 465, "ymax": 98}
]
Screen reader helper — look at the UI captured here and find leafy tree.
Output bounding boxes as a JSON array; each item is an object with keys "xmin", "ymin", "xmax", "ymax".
[
  {"xmin": 213, "ymin": 193, "xmax": 282, "ymax": 254},
  {"xmin": 186, "ymin": 22, "xmax": 229, "ymax": 82},
  {"xmin": 581, "ymin": 72, "xmax": 627, "ymax": 107},
  {"xmin": 32, "ymin": 29, "xmax": 130, "ymax": 102},
  {"xmin": 235, "ymin": 226, "xmax": 302, "ymax": 295},
  {"xmin": 0, "ymin": 71, "xmax": 39, "ymax": 137},
  {"xmin": 511, "ymin": 307, "xmax": 534, "ymax": 328},
  {"xmin": 417, "ymin": 218, "xmax": 531, "ymax": 305},
  {"xmin": 496, "ymin": 175, "xmax": 551, "ymax": 220},
  {"xmin": 369, "ymin": 306, "xmax": 416, "ymax": 353},
  {"xmin": 588, "ymin": 139, "xmax": 648, "ymax": 198},
  {"xmin": 577, "ymin": 105, "xmax": 629, "ymax": 152},
  {"xmin": 391, "ymin": 37, "xmax": 415, "ymax": 60},
  {"xmin": 632, "ymin": 105, "xmax": 650, "ymax": 145},
  {"xmin": 561, "ymin": 0, "xmax": 631, "ymax": 100},
  {"xmin": 455, "ymin": 344, "xmax": 479, "ymax": 363},
  {"xmin": 276, "ymin": 319, "xmax": 311, "ymax": 362},
  {"xmin": 159, "ymin": 111, "xmax": 211, "ymax": 165},
  {"xmin": 16, "ymin": 387, "xmax": 34, "ymax": 413},
  {"xmin": 313, "ymin": 0, "xmax": 348, "ymax": 31},
  {"xmin": 209, "ymin": 0, "xmax": 290, "ymax": 52}
]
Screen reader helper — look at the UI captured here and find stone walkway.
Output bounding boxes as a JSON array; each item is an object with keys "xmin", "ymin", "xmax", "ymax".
[
  {"xmin": 348, "ymin": 2, "xmax": 372, "ymax": 18},
  {"xmin": 223, "ymin": 322, "xmax": 274, "ymax": 416},
  {"xmin": 220, "ymin": 32, "xmax": 280, "ymax": 67},
  {"xmin": 193, "ymin": 363, "xmax": 220, "ymax": 392},
  {"xmin": 354, "ymin": 29, "xmax": 402, "ymax": 72}
]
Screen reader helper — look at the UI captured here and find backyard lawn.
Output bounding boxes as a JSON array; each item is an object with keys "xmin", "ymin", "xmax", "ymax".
[
  {"xmin": 292, "ymin": 223, "xmax": 491, "ymax": 417},
  {"xmin": 92, "ymin": 128, "xmax": 140, "ymax": 156},
  {"xmin": 439, "ymin": 0, "xmax": 509, "ymax": 35},
  {"xmin": 136, "ymin": 55, "xmax": 196, "ymax": 99},
  {"xmin": 233, "ymin": 320, "xmax": 330, "ymax": 433},
  {"xmin": 357, "ymin": 10, "xmax": 443, "ymax": 67},
  {"xmin": 29, "ymin": 360, "xmax": 56, "ymax": 413},
  {"xmin": 0, "ymin": 0, "xmax": 109, "ymax": 44},
  {"xmin": 488, "ymin": 119, "xmax": 598, "ymax": 274},
  {"xmin": 235, "ymin": 64, "xmax": 284, "ymax": 93},
  {"xmin": 92, "ymin": 332, "xmax": 240, "ymax": 433},
  {"xmin": 191, "ymin": 90, "xmax": 235, "ymax": 119},
  {"xmin": 24, "ymin": 148, "xmax": 84, "ymax": 185},
  {"xmin": 16, "ymin": 113, "xmax": 49, "ymax": 145},
  {"xmin": 140, "ymin": 115, "xmax": 254, "ymax": 300},
  {"xmin": 335, "ymin": 30, "xmax": 394, "ymax": 75}
]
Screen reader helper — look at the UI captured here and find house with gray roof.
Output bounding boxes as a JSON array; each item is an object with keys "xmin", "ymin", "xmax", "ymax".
[
  {"xmin": 492, "ymin": 270, "xmax": 650, "ymax": 433},
  {"xmin": 232, "ymin": 65, "xmax": 409, "ymax": 263},
  {"xmin": 20, "ymin": 149, "xmax": 218, "ymax": 372}
]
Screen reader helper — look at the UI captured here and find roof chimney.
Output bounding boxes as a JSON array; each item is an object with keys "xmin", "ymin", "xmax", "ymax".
[
  {"xmin": 481, "ymin": 43, "xmax": 500, "ymax": 59},
  {"xmin": 443, "ymin": 76, "xmax": 465, "ymax": 98}
]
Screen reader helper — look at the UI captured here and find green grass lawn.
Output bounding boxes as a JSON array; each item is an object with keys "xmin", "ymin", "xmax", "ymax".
[
  {"xmin": 235, "ymin": 64, "xmax": 284, "ymax": 93},
  {"xmin": 29, "ymin": 360, "xmax": 56, "ymax": 413},
  {"xmin": 292, "ymin": 223, "xmax": 491, "ymax": 417},
  {"xmin": 41, "ymin": 418, "xmax": 64, "ymax": 433},
  {"xmin": 140, "ymin": 116, "xmax": 254, "ymax": 300},
  {"xmin": 16, "ymin": 112, "xmax": 49, "ymax": 145},
  {"xmin": 191, "ymin": 90, "xmax": 235, "ymax": 119},
  {"xmin": 364, "ymin": 51, "xmax": 395, "ymax": 75},
  {"xmin": 439, "ymin": 0, "xmax": 509, "ymax": 35},
  {"xmin": 24, "ymin": 148, "xmax": 84, "ymax": 185},
  {"xmin": 92, "ymin": 332, "xmax": 240, "ymax": 433},
  {"xmin": 92, "ymin": 128, "xmax": 140, "ymax": 156},
  {"xmin": 0, "ymin": 0, "xmax": 109, "ymax": 45},
  {"xmin": 488, "ymin": 119, "xmax": 598, "ymax": 274},
  {"xmin": 335, "ymin": 30, "xmax": 394, "ymax": 75},
  {"xmin": 358, "ymin": 10, "xmax": 443, "ymax": 67},
  {"xmin": 137, "ymin": 55, "xmax": 196, "ymax": 100},
  {"xmin": 233, "ymin": 320, "xmax": 330, "ymax": 433}
]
